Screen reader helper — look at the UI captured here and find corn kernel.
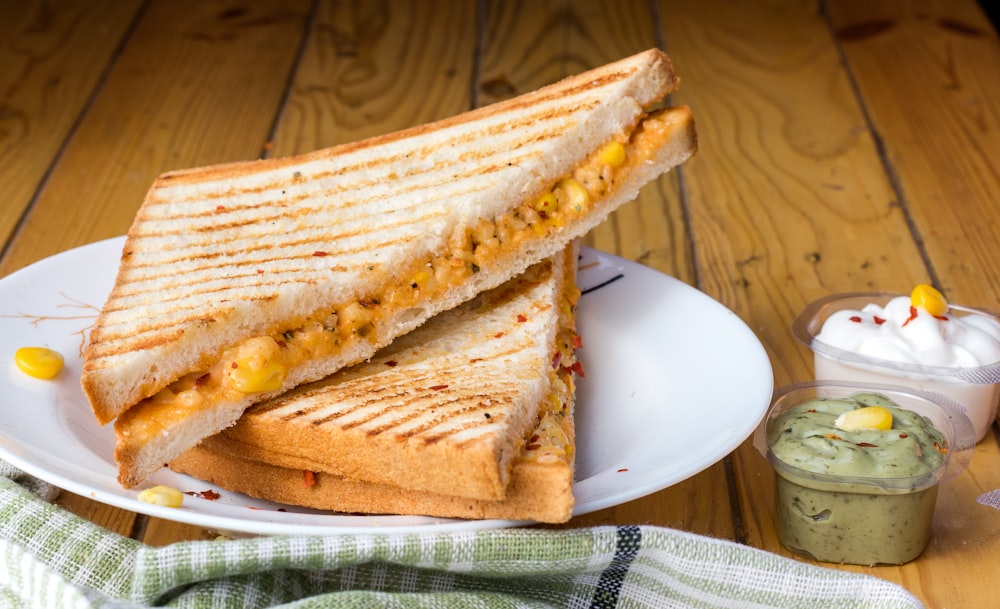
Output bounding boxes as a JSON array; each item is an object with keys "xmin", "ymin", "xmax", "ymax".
[
  {"xmin": 14, "ymin": 347, "xmax": 64, "ymax": 380},
  {"xmin": 557, "ymin": 178, "xmax": 589, "ymax": 213},
  {"xmin": 597, "ymin": 141, "xmax": 626, "ymax": 168},
  {"xmin": 137, "ymin": 485, "xmax": 184, "ymax": 508},
  {"xmin": 834, "ymin": 406, "xmax": 893, "ymax": 432},
  {"xmin": 411, "ymin": 270, "xmax": 430, "ymax": 287},
  {"xmin": 227, "ymin": 359, "xmax": 286, "ymax": 393},
  {"xmin": 533, "ymin": 192, "xmax": 557, "ymax": 214},
  {"xmin": 911, "ymin": 284, "xmax": 948, "ymax": 317}
]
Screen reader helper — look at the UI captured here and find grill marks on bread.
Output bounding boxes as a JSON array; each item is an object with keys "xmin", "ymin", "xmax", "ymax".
[{"xmin": 210, "ymin": 257, "xmax": 568, "ymax": 500}]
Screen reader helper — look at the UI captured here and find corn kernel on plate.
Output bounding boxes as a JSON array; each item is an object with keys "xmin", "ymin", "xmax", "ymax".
[{"xmin": 0, "ymin": 237, "xmax": 773, "ymax": 535}]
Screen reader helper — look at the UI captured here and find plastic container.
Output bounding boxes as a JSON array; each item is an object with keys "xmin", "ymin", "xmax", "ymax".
[
  {"xmin": 754, "ymin": 381, "xmax": 974, "ymax": 566},
  {"xmin": 793, "ymin": 292, "xmax": 1000, "ymax": 442}
]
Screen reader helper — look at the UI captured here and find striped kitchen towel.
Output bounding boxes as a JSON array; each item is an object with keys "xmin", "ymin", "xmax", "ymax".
[{"xmin": 0, "ymin": 469, "xmax": 923, "ymax": 609}]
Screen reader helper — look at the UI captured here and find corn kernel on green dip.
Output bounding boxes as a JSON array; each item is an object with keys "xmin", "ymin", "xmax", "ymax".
[
  {"xmin": 769, "ymin": 392, "xmax": 947, "ymax": 479},
  {"xmin": 768, "ymin": 392, "xmax": 948, "ymax": 566}
]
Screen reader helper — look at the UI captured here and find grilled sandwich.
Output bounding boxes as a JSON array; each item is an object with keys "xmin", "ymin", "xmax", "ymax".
[
  {"xmin": 170, "ymin": 247, "xmax": 580, "ymax": 522},
  {"xmin": 82, "ymin": 48, "xmax": 696, "ymax": 487}
]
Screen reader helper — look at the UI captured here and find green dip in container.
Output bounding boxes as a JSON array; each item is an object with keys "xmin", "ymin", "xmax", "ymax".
[{"xmin": 754, "ymin": 382, "xmax": 974, "ymax": 566}]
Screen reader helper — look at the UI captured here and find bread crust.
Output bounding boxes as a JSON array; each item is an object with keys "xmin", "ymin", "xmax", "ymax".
[{"xmin": 170, "ymin": 437, "xmax": 574, "ymax": 523}]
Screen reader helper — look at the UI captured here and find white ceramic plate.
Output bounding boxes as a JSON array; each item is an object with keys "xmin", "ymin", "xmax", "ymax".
[{"xmin": 0, "ymin": 238, "xmax": 773, "ymax": 535}]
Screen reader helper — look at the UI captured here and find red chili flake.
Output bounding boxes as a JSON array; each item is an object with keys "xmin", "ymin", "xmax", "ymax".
[
  {"xmin": 276, "ymin": 340, "xmax": 287, "ymax": 349},
  {"xmin": 856, "ymin": 442, "xmax": 878, "ymax": 447},
  {"xmin": 934, "ymin": 442, "xmax": 949, "ymax": 455},
  {"xmin": 313, "ymin": 251, "xmax": 328, "ymax": 257},
  {"xmin": 933, "ymin": 314, "xmax": 950, "ymax": 322},
  {"xmin": 183, "ymin": 489, "xmax": 221, "ymax": 501},
  {"xmin": 617, "ymin": 468, "xmax": 629, "ymax": 473},
  {"xmin": 430, "ymin": 384, "xmax": 449, "ymax": 391},
  {"xmin": 494, "ymin": 332, "xmax": 505, "ymax": 339},
  {"xmin": 551, "ymin": 351, "xmax": 563, "ymax": 369},
  {"xmin": 231, "ymin": 361, "xmax": 239, "ymax": 369},
  {"xmin": 874, "ymin": 316, "xmax": 886, "ymax": 325},
  {"xmin": 525, "ymin": 443, "xmax": 541, "ymax": 451},
  {"xmin": 807, "ymin": 409, "xmax": 817, "ymax": 413},
  {"xmin": 825, "ymin": 433, "xmax": 842, "ymax": 440},
  {"xmin": 384, "ymin": 360, "xmax": 398, "ymax": 367},
  {"xmin": 530, "ymin": 434, "xmax": 540, "ymax": 443},
  {"xmin": 569, "ymin": 361, "xmax": 586, "ymax": 378},
  {"xmin": 256, "ymin": 269, "xmax": 265, "ymax": 275},
  {"xmin": 216, "ymin": 205, "xmax": 226, "ymax": 211},
  {"xmin": 469, "ymin": 358, "xmax": 484, "ymax": 364},
  {"xmin": 303, "ymin": 471, "xmax": 316, "ymax": 489},
  {"xmin": 571, "ymin": 335, "xmax": 583, "ymax": 349},
  {"xmin": 849, "ymin": 316, "xmax": 862, "ymax": 323},
  {"xmin": 902, "ymin": 305, "xmax": 918, "ymax": 327},
  {"xmin": 195, "ymin": 373, "xmax": 211, "ymax": 386},
  {"xmin": 516, "ymin": 314, "xmax": 528, "ymax": 323}
]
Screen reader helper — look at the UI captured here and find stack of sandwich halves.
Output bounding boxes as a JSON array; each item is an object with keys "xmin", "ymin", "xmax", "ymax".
[{"xmin": 80, "ymin": 49, "xmax": 697, "ymax": 523}]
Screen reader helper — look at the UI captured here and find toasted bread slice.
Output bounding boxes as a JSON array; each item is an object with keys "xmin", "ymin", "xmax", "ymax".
[
  {"xmin": 159, "ymin": 247, "xmax": 578, "ymax": 501},
  {"xmin": 85, "ymin": 48, "xmax": 696, "ymax": 487},
  {"xmin": 170, "ymin": 395, "xmax": 577, "ymax": 523},
  {"xmin": 170, "ymin": 249, "xmax": 580, "ymax": 521}
]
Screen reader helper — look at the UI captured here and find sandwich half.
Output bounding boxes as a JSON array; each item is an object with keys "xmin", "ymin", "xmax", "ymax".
[
  {"xmin": 83, "ymin": 48, "xmax": 696, "ymax": 487},
  {"xmin": 170, "ymin": 247, "xmax": 581, "ymax": 522}
]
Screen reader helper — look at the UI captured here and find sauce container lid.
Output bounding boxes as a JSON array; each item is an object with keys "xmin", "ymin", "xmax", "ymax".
[
  {"xmin": 792, "ymin": 292, "xmax": 1000, "ymax": 385},
  {"xmin": 753, "ymin": 380, "xmax": 975, "ymax": 491}
]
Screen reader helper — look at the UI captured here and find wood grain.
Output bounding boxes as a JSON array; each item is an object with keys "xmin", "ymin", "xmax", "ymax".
[
  {"xmin": 825, "ymin": 0, "xmax": 1000, "ymax": 306},
  {"xmin": 269, "ymin": 0, "xmax": 477, "ymax": 156},
  {"xmin": 0, "ymin": 0, "xmax": 311, "ymax": 278},
  {"xmin": 0, "ymin": 1, "xmax": 142, "ymax": 251}
]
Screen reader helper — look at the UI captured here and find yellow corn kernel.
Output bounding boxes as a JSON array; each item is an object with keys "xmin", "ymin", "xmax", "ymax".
[
  {"xmin": 227, "ymin": 358, "xmax": 286, "ymax": 393},
  {"xmin": 411, "ymin": 269, "xmax": 431, "ymax": 288},
  {"xmin": 533, "ymin": 192, "xmax": 557, "ymax": 214},
  {"xmin": 598, "ymin": 141, "xmax": 626, "ymax": 168},
  {"xmin": 557, "ymin": 178, "xmax": 589, "ymax": 213},
  {"xmin": 834, "ymin": 406, "xmax": 893, "ymax": 432},
  {"xmin": 911, "ymin": 284, "xmax": 948, "ymax": 317},
  {"xmin": 14, "ymin": 347, "xmax": 64, "ymax": 380},
  {"xmin": 137, "ymin": 485, "xmax": 184, "ymax": 508}
]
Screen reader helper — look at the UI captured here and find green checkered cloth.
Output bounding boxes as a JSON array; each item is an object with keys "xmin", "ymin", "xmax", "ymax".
[{"xmin": 0, "ymin": 465, "xmax": 924, "ymax": 609}]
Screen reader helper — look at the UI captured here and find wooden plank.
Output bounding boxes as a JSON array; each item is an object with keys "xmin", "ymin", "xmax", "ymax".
[
  {"xmin": 825, "ymin": 0, "xmax": 1000, "ymax": 308},
  {"xmin": 0, "ymin": 0, "xmax": 142, "ymax": 252},
  {"xmin": 1, "ymin": 0, "xmax": 311, "ymax": 539},
  {"xmin": 269, "ymin": 0, "xmax": 478, "ymax": 156},
  {"xmin": 0, "ymin": 0, "xmax": 312, "ymax": 279},
  {"xmin": 480, "ymin": 0, "xmax": 724, "ymax": 536},
  {"xmin": 656, "ymin": 0, "xmax": 932, "ymax": 557}
]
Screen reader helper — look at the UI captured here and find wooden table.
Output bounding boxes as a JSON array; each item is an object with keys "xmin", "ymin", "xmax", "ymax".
[{"xmin": 2, "ymin": 1, "xmax": 998, "ymax": 606}]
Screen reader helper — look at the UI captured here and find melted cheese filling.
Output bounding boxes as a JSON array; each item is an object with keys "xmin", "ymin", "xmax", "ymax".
[
  {"xmin": 117, "ymin": 110, "xmax": 673, "ymax": 441},
  {"xmin": 520, "ymin": 264, "xmax": 580, "ymax": 466}
]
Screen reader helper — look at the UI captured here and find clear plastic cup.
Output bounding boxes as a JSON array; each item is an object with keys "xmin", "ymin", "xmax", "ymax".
[
  {"xmin": 754, "ymin": 381, "xmax": 974, "ymax": 566},
  {"xmin": 793, "ymin": 292, "xmax": 1000, "ymax": 442}
]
